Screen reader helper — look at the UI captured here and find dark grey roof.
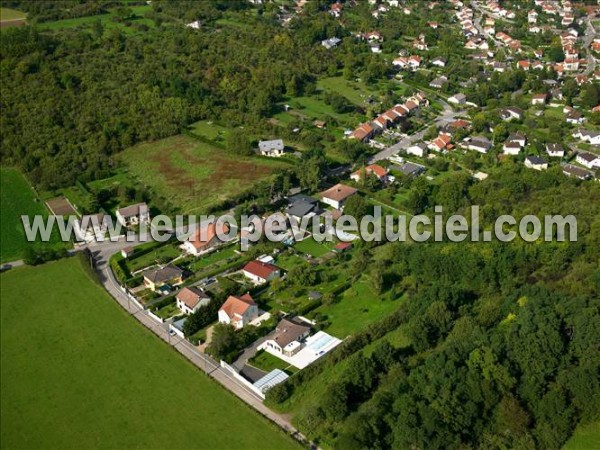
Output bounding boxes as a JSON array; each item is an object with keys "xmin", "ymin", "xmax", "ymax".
[
  {"xmin": 526, "ymin": 156, "xmax": 547, "ymax": 164},
  {"xmin": 391, "ymin": 162, "xmax": 425, "ymax": 177},
  {"xmin": 286, "ymin": 201, "xmax": 317, "ymax": 218},
  {"xmin": 143, "ymin": 265, "xmax": 183, "ymax": 284},
  {"xmin": 288, "ymin": 194, "xmax": 318, "ymax": 205},
  {"xmin": 563, "ymin": 164, "xmax": 592, "ymax": 180}
]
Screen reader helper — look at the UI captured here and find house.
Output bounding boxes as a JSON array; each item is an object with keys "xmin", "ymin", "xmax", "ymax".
[
  {"xmin": 321, "ymin": 37, "xmax": 341, "ymax": 49},
  {"xmin": 74, "ymin": 213, "xmax": 107, "ymax": 243},
  {"xmin": 431, "ymin": 56, "xmax": 447, "ymax": 67},
  {"xmin": 562, "ymin": 164, "xmax": 592, "ymax": 180},
  {"xmin": 500, "ymin": 107, "xmax": 523, "ymax": 121},
  {"xmin": 566, "ymin": 110, "xmax": 584, "ymax": 125},
  {"xmin": 186, "ymin": 20, "xmax": 201, "ymax": 29},
  {"xmin": 320, "ymin": 184, "xmax": 358, "ymax": 209},
  {"xmin": 116, "ymin": 203, "xmax": 150, "ymax": 227},
  {"xmin": 428, "ymin": 134, "xmax": 452, "ymax": 152},
  {"xmin": 286, "ymin": 199, "xmax": 320, "ymax": 222},
  {"xmin": 517, "ymin": 60, "xmax": 531, "ymax": 71},
  {"xmin": 121, "ymin": 246, "xmax": 134, "ymax": 258},
  {"xmin": 429, "ymin": 76, "xmax": 448, "ymax": 89},
  {"xmin": 329, "ymin": 2, "xmax": 343, "ymax": 17},
  {"xmin": 333, "ymin": 242, "xmax": 353, "ymax": 253},
  {"xmin": 370, "ymin": 43, "xmax": 382, "ymax": 53},
  {"xmin": 546, "ymin": 143, "xmax": 565, "ymax": 158},
  {"xmin": 258, "ymin": 139, "xmax": 285, "ymax": 157},
  {"xmin": 503, "ymin": 141, "xmax": 522, "ymax": 155},
  {"xmin": 218, "ymin": 294, "xmax": 259, "ymax": 329},
  {"xmin": 391, "ymin": 162, "xmax": 425, "ymax": 177},
  {"xmin": 242, "ymin": 260, "xmax": 281, "ymax": 284},
  {"xmin": 176, "ymin": 287, "xmax": 211, "ymax": 315},
  {"xmin": 467, "ymin": 137, "xmax": 492, "ymax": 153},
  {"xmin": 576, "ymin": 152, "xmax": 600, "ymax": 169},
  {"xmin": 143, "ymin": 265, "xmax": 183, "ymax": 292},
  {"xmin": 350, "ymin": 123, "xmax": 375, "ymax": 142},
  {"xmin": 182, "ymin": 222, "xmax": 232, "ymax": 256},
  {"xmin": 531, "ymin": 93, "xmax": 548, "ymax": 105},
  {"xmin": 507, "ymin": 132, "xmax": 526, "ymax": 147},
  {"xmin": 525, "ymin": 156, "xmax": 548, "ymax": 171},
  {"xmin": 260, "ymin": 318, "xmax": 311, "ymax": 357},
  {"xmin": 444, "ymin": 119, "xmax": 471, "ymax": 136},
  {"xmin": 573, "ymin": 129, "xmax": 600, "ymax": 145},
  {"xmin": 448, "ymin": 93, "xmax": 467, "ymax": 105},
  {"xmin": 407, "ymin": 142, "xmax": 428, "ymax": 157},
  {"xmin": 350, "ymin": 164, "xmax": 388, "ymax": 182}
]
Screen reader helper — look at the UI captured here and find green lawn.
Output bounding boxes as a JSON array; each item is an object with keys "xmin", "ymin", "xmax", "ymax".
[
  {"xmin": 39, "ymin": 5, "xmax": 153, "ymax": 32},
  {"xmin": 189, "ymin": 120, "xmax": 231, "ymax": 142},
  {"xmin": 563, "ymin": 421, "xmax": 600, "ymax": 450},
  {"xmin": 119, "ymin": 134, "xmax": 290, "ymax": 214},
  {"xmin": 0, "ymin": 7, "xmax": 26, "ymax": 21},
  {"xmin": 125, "ymin": 243, "xmax": 181, "ymax": 273},
  {"xmin": 294, "ymin": 237, "xmax": 334, "ymax": 258},
  {"xmin": 187, "ymin": 245, "xmax": 238, "ymax": 272},
  {"xmin": 0, "ymin": 168, "xmax": 64, "ymax": 263},
  {"xmin": 248, "ymin": 350, "xmax": 297, "ymax": 374},
  {"xmin": 153, "ymin": 301, "xmax": 180, "ymax": 320},
  {"xmin": 312, "ymin": 279, "xmax": 404, "ymax": 338},
  {"xmin": 0, "ymin": 257, "xmax": 298, "ymax": 449}
]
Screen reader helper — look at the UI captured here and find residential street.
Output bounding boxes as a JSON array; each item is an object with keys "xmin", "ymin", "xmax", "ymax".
[
  {"xmin": 583, "ymin": 17, "xmax": 597, "ymax": 76},
  {"xmin": 88, "ymin": 238, "xmax": 310, "ymax": 447},
  {"xmin": 370, "ymin": 100, "xmax": 465, "ymax": 163}
]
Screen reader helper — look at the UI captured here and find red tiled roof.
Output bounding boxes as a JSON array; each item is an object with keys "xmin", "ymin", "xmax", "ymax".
[
  {"xmin": 219, "ymin": 294, "xmax": 256, "ymax": 319},
  {"xmin": 177, "ymin": 287, "xmax": 209, "ymax": 309},
  {"xmin": 187, "ymin": 222, "xmax": 230, "ymax": 251},
  {"xmin": 243, "ymin": 260, "xmax": 279, "ymax": 280}
]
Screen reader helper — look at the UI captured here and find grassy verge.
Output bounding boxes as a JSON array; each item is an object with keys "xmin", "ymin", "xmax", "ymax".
[{"xmin": 0, "ymin": 257, "xmax": 299, "ymax": 449}]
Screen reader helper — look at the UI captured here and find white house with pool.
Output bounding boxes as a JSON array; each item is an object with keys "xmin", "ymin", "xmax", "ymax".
[{"xmin": 258, "ymin": 329, "xmax": 342, "ymax": 369}]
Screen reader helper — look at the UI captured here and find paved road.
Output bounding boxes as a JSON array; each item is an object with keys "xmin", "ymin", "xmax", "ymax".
[
  {"xmin": 583, "ymin": 17, "xmax": 597, "ymax": 76},
  {"xmin": 87, "ymin": 238, "xmax": 310, "ymax": 447},
  {"xmin": 0, "ymin": 259, "xmax": 25, "ymax": 270},
  {"xmin": 369, "ymin": 100, "xmax": 465, "ymax": 163}
]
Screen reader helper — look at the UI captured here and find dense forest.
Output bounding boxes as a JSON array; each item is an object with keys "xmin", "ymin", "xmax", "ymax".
[
  {"xmin": 0, "ymin": 1, "xmax": 346, "ymax": 189},
  {"xmin": 266, "ymin": 166, "xmax": 600, "ymax": 449}
]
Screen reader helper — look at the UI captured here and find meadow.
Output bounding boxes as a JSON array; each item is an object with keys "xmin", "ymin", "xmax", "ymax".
[
  {"xmin": 0, "ymin": 168, "xmax": 55, "ymax": 263},
  {"xmin": 0, "ymin": 257, "xmax": 298, "ymax": 449},
  {"xmin": 118, "ymin": 134, "xmax": 290, "ymax": 214},
  {"xmin": 39, "ymin": 5, "xmax": 153, "ymax": 32},
  {"xmin": 0, "ymin": 7, "xmax": 26, "ymax": 21}
]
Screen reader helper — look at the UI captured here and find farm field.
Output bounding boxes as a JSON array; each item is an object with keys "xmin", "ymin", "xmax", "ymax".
[
  {"xmin": 0, "ymin": 168, "xmax": 58, "ymax": 263},
  {"xmin": 0, "ymin": 257, "xmax": 298, "ymax": 450},
  {"xmin": 118, "ymin": 134, "xmax": 291, "ymax": 214}
]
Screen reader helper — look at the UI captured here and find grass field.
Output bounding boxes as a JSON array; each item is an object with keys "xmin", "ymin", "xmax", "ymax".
[
  {"xmin": 563, "ymin": 421, "xmax": 600, "ymax": 450},
  {"xmin": 40, "ymin": 5, "xmax": 152, "ymax": 32},
  {"xmin": 0, "ymin": 7, "xmax": 26, "ymax": 21},
  {"xmin": 312, "ymin": 279, "xmax": 404, "ymax": 338},
  {"xmin": 118, "ymin": 135, "xmax": 290, "ymax": 214},
  {"xmin": 0, "ymin": 168, "xmax": 57, "ymax": 263},
  {"xmin": 0, "ymin": 257, "xmax": 298, "ymax": 449},
  {"xmin": 248, "ymin": 350, "xmax": 297, "ymax": 374},
  {"xmin": 294, "ymin": 237, "xmax": 334, "ymax": 258}
]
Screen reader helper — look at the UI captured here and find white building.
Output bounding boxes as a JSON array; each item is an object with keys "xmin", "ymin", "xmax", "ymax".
[
  {"xmin": 218, "ymin": 294, "xmax": 259, "ymax": 329},
  {"xmin": 116, "ymin": 203, "xmax": 150, "ymax": 227}
]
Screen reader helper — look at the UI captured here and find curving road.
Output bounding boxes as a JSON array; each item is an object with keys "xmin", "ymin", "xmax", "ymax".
[{"xmin": 83, "ymin": 236, "xmax": 311, "ymax": 447}]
